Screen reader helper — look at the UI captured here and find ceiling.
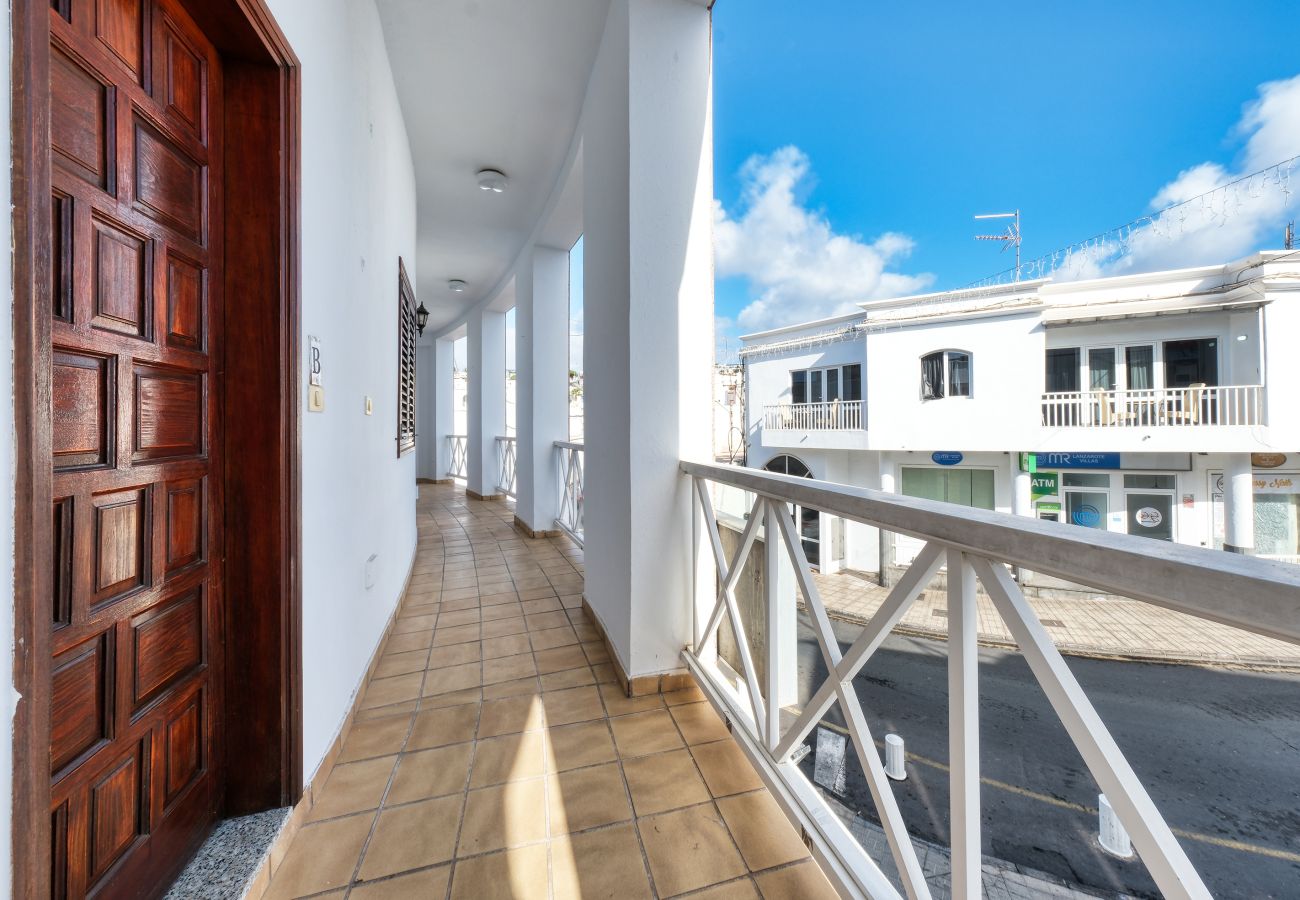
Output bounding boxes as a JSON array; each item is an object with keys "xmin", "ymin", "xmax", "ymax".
[{"xmin": 375, "ymin": 0, "xmax": 610, "ymax": 336}]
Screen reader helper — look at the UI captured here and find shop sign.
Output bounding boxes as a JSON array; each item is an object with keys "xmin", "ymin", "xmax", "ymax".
[
  {"xmin": 1034, "ymin": 452, "xmax": 1121, "ymax": 470},
  {"xmin": 1036, "ymin": 501, "xmax": 1061, "ymax": 514},
  {"xmin": 1212, "ymin": 472, "xmax": 1299, "ymax": 495},
  {"xmin": 1251, "ymin": 453, "xmax": 1287, "ymax": 469},
  {"xmin": 1030, "ymin": 472, "xmax": 1058, "ymax": 498},
  {"xmin": 931, "ymin": 452, "xmax": 964, "ymax": 466},
  {"xmin": 1135, "ymin": 507, "xmax": 1164, "ymax": 528}
]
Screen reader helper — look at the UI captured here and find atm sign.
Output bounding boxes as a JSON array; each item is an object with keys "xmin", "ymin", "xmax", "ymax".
[{"xmin": 1031, "ymin": 472, "xmax": 1059, "ymax": 498}]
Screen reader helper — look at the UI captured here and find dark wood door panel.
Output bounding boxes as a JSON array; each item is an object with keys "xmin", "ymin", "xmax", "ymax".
[{"xmin": 48, "ymin": 1, "xmax": 224, "ymax": 896}]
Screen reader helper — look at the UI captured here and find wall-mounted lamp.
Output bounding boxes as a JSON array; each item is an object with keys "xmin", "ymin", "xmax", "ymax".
[
  {"xmin": 415, "ymin": 302, "xmax": 429, "ymax": 336},
  {"xmin": 1236, "ymin": 334, "xmax": 1248, "ymax": 342}
]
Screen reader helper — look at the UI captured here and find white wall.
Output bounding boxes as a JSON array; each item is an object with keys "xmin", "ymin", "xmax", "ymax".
[{"xmin": 265, "ymin": 0, "xmax": 418, "ymax": 780}]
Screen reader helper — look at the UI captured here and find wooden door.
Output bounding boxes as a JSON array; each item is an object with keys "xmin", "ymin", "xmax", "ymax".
[{"xmin": 48, "ymin": 1, "xmax": 224, "ymax": 896}]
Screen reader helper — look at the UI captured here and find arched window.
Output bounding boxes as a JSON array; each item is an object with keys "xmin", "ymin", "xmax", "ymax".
[
  {"xmin": 763, "ymin": 455, "xmax": 819, "ymax": 565},
  {"xmin": 921, "ymin": 349, "xmax": 972, "ymax": 400}
]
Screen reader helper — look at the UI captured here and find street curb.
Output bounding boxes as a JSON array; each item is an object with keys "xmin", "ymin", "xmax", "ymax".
[{"xmin": 817, "ymin": 606, "xmax": 1300, "ymax": 673}]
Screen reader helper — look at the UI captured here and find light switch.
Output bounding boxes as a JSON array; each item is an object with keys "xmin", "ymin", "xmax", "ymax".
[
  {"xmin": 364, "ymin": 396, "xmax": 373, "ymax": 415},
  {"xmin": 309, "ymin": 385, "xmax": 325, "ymax": 412}
]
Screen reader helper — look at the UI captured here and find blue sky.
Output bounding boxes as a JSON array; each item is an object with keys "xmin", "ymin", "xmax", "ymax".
[{"xmin": 712, "ymin": 1, "xmax": 1300, "ymax": 356}]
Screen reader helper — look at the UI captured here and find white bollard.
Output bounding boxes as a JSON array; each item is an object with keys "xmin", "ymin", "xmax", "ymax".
[
  {"xmin": 884, "ymin": 733, "xmax": 906, "ymax": 781},
  {"xmin": 1098, "ymin": 794, "xmax": 1133, "ymax": 858}
]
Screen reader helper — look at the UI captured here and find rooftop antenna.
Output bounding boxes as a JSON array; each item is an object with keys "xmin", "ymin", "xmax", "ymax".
[
  {"xmin": 974, "ymin": 210, "xmax": 1022, "ymax": 279},
  {"xmin": 1286, "ymin": 221, "xmax": 1295, "ymax": 250}
]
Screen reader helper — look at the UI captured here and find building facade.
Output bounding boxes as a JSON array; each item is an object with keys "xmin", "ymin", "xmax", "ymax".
[{"xmin": 742, "ymin": 252, "xmax": 1300, "ymax": 578}]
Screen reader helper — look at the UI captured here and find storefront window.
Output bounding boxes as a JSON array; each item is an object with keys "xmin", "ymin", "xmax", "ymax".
[
  {"xmin": 1256, "ymin": 494, "xmax": 1300, "ymax": 558},
  {"xmin": 901, "ymin": 467, "xmax": 994, "ymax": 509}
]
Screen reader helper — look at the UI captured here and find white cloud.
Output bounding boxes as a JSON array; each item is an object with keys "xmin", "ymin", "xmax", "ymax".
[
  {"xmin": 715, "ymin": 146, "xmax": 934, "ymax": 333},
  {"xmin": 1069, "ymin": 74, "xmax": 1300, "ymax": 279}
]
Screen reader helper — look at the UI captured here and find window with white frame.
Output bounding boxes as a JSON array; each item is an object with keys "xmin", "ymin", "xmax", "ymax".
[
  {"xmin": 920, "ymin": 349, "xmax": 971, "ymax": 400},
  {"xmin": 1044, "ymin": 338, "xmax": 1219, "ymax": 394},
  {"xmin": 791, "ymin": 364, "xmax": 861, "ymax": 404}
]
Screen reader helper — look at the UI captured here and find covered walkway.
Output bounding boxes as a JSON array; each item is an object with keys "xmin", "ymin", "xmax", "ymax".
[{"xmin": 257, "ymin": 483, "xmax": 836, "ymax": 899}]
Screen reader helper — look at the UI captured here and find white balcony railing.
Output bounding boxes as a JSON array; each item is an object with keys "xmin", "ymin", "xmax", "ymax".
[
  {"xmin": 446, "ymin": 434, "xmax": 467, "ymax": 480},
  {"xmin": 496, "ymin": 435, "xmax": 517, "ymax": 498},
  {"xmin": 1041, "ymin": 384, "xmax": 1264, "ymax": 428},
  {"xmin": 555, "ymin": 441, "xmax": 584, "ymax": 547},
  {"xmin": 764, "ymin": 399, "xmax": 864, "ymax": 431},
  {"xmin": 680, "ymin": 459, "xmax": 1299, "ymax": 900}
]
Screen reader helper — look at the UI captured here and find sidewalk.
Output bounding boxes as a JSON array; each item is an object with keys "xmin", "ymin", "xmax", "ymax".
[{"xmin": 812, "ymin": 570, "xmax": 1300, "ymax": 670}]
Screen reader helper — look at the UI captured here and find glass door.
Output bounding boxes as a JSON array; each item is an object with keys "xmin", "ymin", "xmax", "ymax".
[{"xmin": 1126, "ymin": 493, "xmax": 1174, "ymax": 541}]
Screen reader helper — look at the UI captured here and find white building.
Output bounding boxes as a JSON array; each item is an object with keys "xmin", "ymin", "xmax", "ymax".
[{"xmin": 742, "ymin": 252, "xmax": 1300, "ymax": 576}]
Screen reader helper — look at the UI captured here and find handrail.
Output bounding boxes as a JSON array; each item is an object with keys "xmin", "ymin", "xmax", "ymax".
[
  {"xmin": 554, "ymin": 441, "xmax": 585, "ymax": 546},
  {"xmin": 680, "ymin": 459, "xmax": 1300, "ymax": 645},
  {"xmin": 446, "ymin": 434, "xmax": 468, "ymax": 480},
  {"xmin": 682, "ymin": 459, "xmax": 1295, "ymax": 899},
  {"xmin": 495, "ymin": 435, "xmax": 517, "ymax": 499}
]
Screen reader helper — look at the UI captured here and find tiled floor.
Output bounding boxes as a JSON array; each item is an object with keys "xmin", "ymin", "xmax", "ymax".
[{"xmin": 262, "ymin": 483, "xmax": 838, "ymax": 899}]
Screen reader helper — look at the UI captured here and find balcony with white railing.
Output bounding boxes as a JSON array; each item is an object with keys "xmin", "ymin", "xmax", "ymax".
[
  {"xmin": 764, "ymin": 399, "xmax": 865, "ymax": 431},
  {"xmin": 495, "ymin": 435, "xmax": 517, "ymax": 498},
  {"xmin": 679, "ymin": 459, "xmax": 1300, "ymax": 900},
  {"xmin": 555, "ymin": 440, "xmax": 584, "ymax": 547},
  {"xmin": 1041, "ymin": 384, "xmax": 1264, "ymax": 429},
  {"xmin": 446, "ymin": 434, "xmax": 467, "ymax": 480}
]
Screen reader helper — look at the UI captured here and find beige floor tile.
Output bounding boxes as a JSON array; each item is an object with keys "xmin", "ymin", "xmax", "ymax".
[
  {"xmin": 671, "ymin": 701, "xmax": 731, "ymax": 745},
  {"xmin": 386, "ymin": 743, "xmax": 473, "ymax": 804},
  {"xmin": 534, "ymin": 644, "xmax": 590, "ymax": 675},
  {"xmin": 539, "ymin": 666, "xmax": 595, "ymax": 692},
  {"xmin": 481, "ymin": 616, "xmax": 528, "ymax": 638},
  {"xmin": 421, "ymin": 687, "xmax": 483, "ymax": 710},
  {"xmin": 591, "ymin": 663, "xmax": 619, "ymax": 684},
  {"xmin": 690, "ymin": 878, "xmax": 762, "ymax": 900},
  {"xmin": 264, "ymin": 812, "xmax": 373, "ymax": 899},
  {"xmin": 358, "ymin": 794, "xmax": 463, "ymax": 880},
  {"xmin": 610, "ymin": 709, "xmax": 686, "ymax": 758},
  {"xmin": 423, "ymin": 662, "xmax": 482, "ymax": 697},
  {"xmin": 543, "ymin": 686, "xmax": 605, "ymax": 727},
  {"xmin": 529, "ymin": 626, "xmax": 579, "ymax": 651},
  {"xmin": 449, "ymin": 844, "xmax": 549, "ymax": 900},
  {"xmin": 598, "ymin": 682, "xmax": 665, "ymax": 717},
  {"xmin": 664, "ymin": 686, "xmax": 708, "ymax": 706},
  {"xmin": 349, "ymin": 865, "xmax": 451, "ymax": 899},
  {"xmin": 394, "ymin": 614, "xmax": 437, "ymax": 634},
  {"xmin": 384, "ymin": 630, "xmax": 433, "ymax": 654},
  {"xmin": 437, "ymin": 608, "xmax": 481, "ymax": 628},
  {"xmin": 355, "ymin": 700, "xmax": 418, "ymax": 723},
  {"xmin": 482, "ymin": 676, "xmax": 541, "ymax": 700},
  {"xmin": 717, "ymin": 791, "xmax": 809, "ymax": 871},
  {"xmin": 524, "ymin": 610, "xmax": 570, "ymax": 631},
  {"xmin": 753, "ymin": 860, "xmax": 838, "ymax": 899},
  {"xmin": 308, "ymin": 755, "xmax": 397, "ymax": 822},
  {"xmin": 639, "ymin": 803, "xmax": 747, "ymax": 897},
  {"xmin": 470, "ymin": 731, "xmax": 546, "ymax": 788},
  {"xmin": 551, "ymin": 822, "xmax": 653, "ymax": 900},
  {"xmin": 545, "ymin": 720, "xmax": 617, "ymax": 772},
  {"xmin": 458, "ymin": 778, "xmax": 548, "ymax": 854},
  {"xmin": 482, "ymin": 633, "xmax": 532, "ymax": 659},
  {"xmin": 374, "ymin": 649, "xmax": 429, "ymax": 679},
  {"xmin": 362, "ymin": 673, "xmax": 424, "ymax": 710},
  {"xmin": 622, "ymin": 748, "xmax": 711, "ymax": 816},
  {"xmin": 483, "ymin": 652, "xmax": 539, "ymax": 685},
  {"xmin": 691, "ymin": 739, "xmax": 764, "ymax": 797},
  {"xmin": 339, "ymin": 715, "xmax": 412, "ymax": 763},
  {"xmin": 433, "ymin": 623, "xmax": 482, "ymax": 646},
  {"xmin": 480, "ymin": 602, "xmax": 524, "ymax": 621},
  {"xmin": 427, "ymin": 642, "xmax": 482, "ymax": 670},
  {"xmin": 408, "ymin": 702, "xmax": 480, "ymax": 750},
  {"xmin": 478, "ymin": 694, "xmax": 546, "ymax": 737},
  {"xmin": 547, "ymin": 762, "xmax": 631, "ymax": 835}
]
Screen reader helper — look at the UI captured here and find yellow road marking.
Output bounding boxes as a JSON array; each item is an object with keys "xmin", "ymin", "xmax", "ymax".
[{"xmin": 806, "ymin": 717, "xmax": 1300, "ymax": 865}]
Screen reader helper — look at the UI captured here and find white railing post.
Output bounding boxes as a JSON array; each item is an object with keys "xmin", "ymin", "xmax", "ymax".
[
  {"xmin": 947, "ymin": 548, "xmax": 981, "ymax": 900},
  {"xmin": 763, "ymin": 499, "xmax": 782, "ymax": 748},
  {"xmin": 446, "ymin": 435, "xmax": 468, "ymax": 480},
  {"xmin": 495, "ymin": 436, "xmax": 517, "ymax": 498},
  {"xmin": 554, "ymin": 441, "xmax": 585, "ymax": 546}
]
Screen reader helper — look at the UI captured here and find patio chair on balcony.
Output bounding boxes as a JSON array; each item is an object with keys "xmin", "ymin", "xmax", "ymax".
[
  {"xmin": 1093, "ymin": 390, "xmax": 1135, "ymax": 426},
  {"xmin": 1165, "ymin": 383, "xmax": 1206, "ymax": 425}
]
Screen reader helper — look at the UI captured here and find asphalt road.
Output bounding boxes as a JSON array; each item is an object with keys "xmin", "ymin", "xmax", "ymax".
[{"xmin": 791, "ymin": 621, "xmax": 1300, "ymax": 898}]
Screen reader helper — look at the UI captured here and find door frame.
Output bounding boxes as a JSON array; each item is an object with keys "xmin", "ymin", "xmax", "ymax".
[{"xmin": 11, "ymin": 2, "xmax": 302, "ymax": 897}]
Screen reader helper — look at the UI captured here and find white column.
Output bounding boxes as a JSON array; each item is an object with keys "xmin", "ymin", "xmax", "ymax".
[
  {"xmin": 467, "ymin": 309, "xmax": 506, "ymax": 498},
  {"xmin": 1013, "ymin": 464, "xmax": 1032, "ymax": 517},
  {"xmin": 515, "ymin": 245, "xmax": 570, "ymax": 533},
  {"xmin": 432, "ymin": 338, "xmax": 454, "ymax": 479},
  {"xmin": 582, "ymin": 0, "xmax": 714, "ymax": 678},
  {"xmin": 1224, "ymin": 454, "xmax": 1255, "ymax": 554}
]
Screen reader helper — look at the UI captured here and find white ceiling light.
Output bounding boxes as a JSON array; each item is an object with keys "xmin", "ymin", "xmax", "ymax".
[
  {"xmin": 476, "ymin": 168, "xmax": 509, "ymax": 193},
  {"xmin": 448, "ymin": 279, "xmax": 468, "ymax": 292}
]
